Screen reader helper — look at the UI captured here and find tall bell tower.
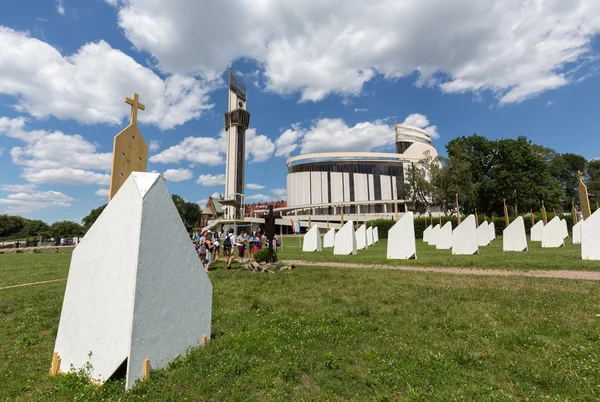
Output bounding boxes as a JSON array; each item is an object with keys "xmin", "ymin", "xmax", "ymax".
[{"xmin": 223, "ymin": 66, "xmax": 250, "ymax": 219}]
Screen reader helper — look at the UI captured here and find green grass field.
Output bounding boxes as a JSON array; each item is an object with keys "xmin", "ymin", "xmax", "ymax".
[
  {"xmin": 2, "ymin": 248, "xmax": 600, "ymax": 400},
  {"xmin": 277, "ymin": 236, "xmax": 600, "ymax": 271}
]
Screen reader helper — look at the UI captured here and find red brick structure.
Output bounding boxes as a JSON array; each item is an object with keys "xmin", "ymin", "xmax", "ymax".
[{"xmin": 245, "ymin": 200, "xmax": 287, "ymax": 217}]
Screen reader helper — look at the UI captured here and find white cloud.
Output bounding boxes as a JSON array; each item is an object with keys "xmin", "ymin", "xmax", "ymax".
[
  {"xmin": 275, "ymin": 114, "xmax": 441, "ymax": 156},
  {"xmin": 151, "ymin": 128, "xmax": 275, "ymax": 165},
  {"xmin": 114, "ymin": 0, "xmax": 600, "ymax": 104},
  {"xmin": 0, "ymin": 189, "xmax": 72, "ymax": 214},
  {"xmin": 196, "ymin": 173, "xmax": 225, "ymax": 186},
  {"xmin": 402, "ymin": 113, "xmax": 440, "ymax": 139},
  {"xmin": 300, "ymin": 118, "xmax": 394, "ymax": 154},
  {"xmin": 95, "ymin": 188, "xmax": 110, "ymax": 197},
  {"xmin": 402, "ymin": 113, "xmax": 430, "ymax": 129},
  {"xmin": 246, "ymin": 128, "xmax": 275, "ymax": 163},
  {"xmin": 0, "ymin": 116, "xmax": 112, "ymax": 186},
  {"xmin": 246, "ymin": 183, "xmax": 265, "ymax": 190},
  {"xmin": 271, "ymin": 188, "xmax": 287, "ymax": 200},
  {"xmin": 0, "ymin": 27, "xmax": 216, "ymax": 129},
  {"xmin": 163, "ymin": 168, "xmax": 193, "ymax": 182},
  {"xmin": 547, "ymin": 100, "xmax": 556, "ymax": 107},
  {"xmin": 275, "ymin": 123, "xmax": 305, "ymax": 157},
  {"xmin": 105, "ymin": 0, "xmax": 117, "ymax": 5},
  {"xmin": 354, "ymin": 108, "xmax": 368, "ymax": 113},
  {"xmin": 149, "ymin": 140, "xmax": 160, "ymax": 152},
  {"xmin": 149, "ymin": 135, "xmax": 224, "ymax": 166},
  {"xmin": 197, "ymin": 198, "xmax": 208, "ymax": 205},
  {"xmin": 21, "ymin": 168, "xmax": 110, "ymax": 186},
  {"xmin": 246, "ymin": 194, "xmax": 272, "ymax": 201},
  {"xmin": 423, "ymin": 125, "xmax": 440, "ymax": 140},
  {"xmin": 0, "ymin": 183, "xmax": 37, "ymax": 193},
  {"xmin": 56, "ymin": 0, "xmax": 65, "ymax": 15}
]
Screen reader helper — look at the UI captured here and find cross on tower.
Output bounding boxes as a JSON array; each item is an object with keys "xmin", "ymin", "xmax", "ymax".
[{"xmin": 125, "ymin": 93, "xmax": 145, "ymax": 126}]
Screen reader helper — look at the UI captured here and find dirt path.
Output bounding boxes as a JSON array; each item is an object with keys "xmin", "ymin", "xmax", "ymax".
[
  {"xmin": 0, "ymin": 278, "xmax": 67, "ymax": 291},
  {"xmin": 282, "ymin": 260, "xmax": 600, "ymax": 281}
]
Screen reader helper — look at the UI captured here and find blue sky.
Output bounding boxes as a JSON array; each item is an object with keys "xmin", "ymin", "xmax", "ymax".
[{"xmin": 1, "ymin": 0, "xmax": 600, "ymax": 223}]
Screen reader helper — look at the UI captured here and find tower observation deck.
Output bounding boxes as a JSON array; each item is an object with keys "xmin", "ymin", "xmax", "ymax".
[{"xmin": 223, "ymin": 68, "xmax": 251, "ymax": 219}]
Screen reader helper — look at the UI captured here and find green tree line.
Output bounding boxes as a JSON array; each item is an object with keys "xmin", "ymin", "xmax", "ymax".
[
  {"xmin": 0, "ymin": 194, "xmax": 200, "ymax": 240},
  {"xmin": 404, "ymin": 134, "xmax": 598, "ymax": 217}
]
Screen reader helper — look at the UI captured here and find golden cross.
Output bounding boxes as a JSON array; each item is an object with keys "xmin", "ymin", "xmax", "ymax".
[{"xmin": 125, "ymin": 93, "xmax": 145, "ymax": 126}]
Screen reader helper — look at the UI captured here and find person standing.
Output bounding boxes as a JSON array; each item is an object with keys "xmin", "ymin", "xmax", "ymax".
[
  {"xmin": 236, "ymin": 230, "xmax": 247, "ymax": 262},
  {"xmin": 223, "ymin": 228, "xmax": 236, "ymax": 269},
  {"xmin": 212, "ymin": 231, "xmax": 220, "ymax": 262},
  {"xmin": 203, "ymin": 232, "xmax": 214, "ymax": 273}
]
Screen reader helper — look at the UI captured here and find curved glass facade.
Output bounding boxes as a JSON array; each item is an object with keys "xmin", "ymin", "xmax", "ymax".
[{"xmin": 288, "ymin": 161, "xmax": 402, "ymax": 177}]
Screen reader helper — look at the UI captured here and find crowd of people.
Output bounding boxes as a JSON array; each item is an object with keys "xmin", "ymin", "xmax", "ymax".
[{"xmin": 191, "ymin": 228, "xmax": 280, "ymax": 272}]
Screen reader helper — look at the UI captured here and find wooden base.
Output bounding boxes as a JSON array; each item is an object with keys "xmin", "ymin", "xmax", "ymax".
[
  {"xmin": 49, "ymin": 352, "xmax": 61, "ymax": 376},
  {"xmin": 143, "ymin": 359, "xmax": 150, "ymax": 380}
]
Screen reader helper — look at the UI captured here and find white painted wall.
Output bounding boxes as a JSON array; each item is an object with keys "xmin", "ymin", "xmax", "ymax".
[
  {"xmin": 303, "ymin": 225, "xmax": 323, "ymax": 252},
  {"xmin": 321, "ymin": 172, "xmax": 329, "ymax": 204},
  {"xmin": 542, "ymin": 217, "xmax": 564, "ymax": 248},
  {"xmin": 54, "ymin": 173, "xmax": 213, "ymax": 389},
  {"xmin": 331, "ymin": 172, "xmax": 344, "ymax": 203},
  {"xmin": 127, "ymin": 174, "xmax": 213, "ymax": 389},
  {"xmin": 356, "ymin": 224, "xmax": 368, "ymax": 250},
  {"xmin": 503, "ymin": 216, "xmax": 528, "ymax": 252},
  {"xmin": 310, "ymin": 172, "xmax": 322, "ymax": 205},
  {"xmin": 380, "ymin": 175, "xmax": 391, "ymax": 201},
  {"xmin": 561, "ymin": 219, "xmax": 568, "ymax": 239},
  {"xmin": 476, "ymin": 221, "xmax": 490, "ymax": 246},
  {"xmin": 436, "ymin": 221, "xmax": 453, "ymax": 250},
  {"xmin": 452, "ymin": 215, "xmax": 479, "ymax": 255},
  {"xmin": 366, "ymin": 226, "xmax": 374, "ymax": 246},
  {"xmin": 387, "ymin": 212, "xmax": 416, "ymax": 259},
  {"xmin": 368, "ymin": 175, "xmax": 375, "ymax": 202},
  {"xmin": 488, "ymin": 222, "xmax": 496, "ymax": 241},
  {"xmin": 573, "ymin": 221, "xmax": 582, "ymax": 244},
  {"xmin": 323, "ymin": 228, "xmax": 336, "ymax": 248},
  {"xmin": 423, "ymin": 225, "xmax": 432, "ymax": 243},
  {"xmin": 354, "ymin": 173, "xmax": 369, "ymax": 201},
  {"xmin": 334, "ymin": 220, "xmax": 357, "ymax": 255},
  {"xmin": 531, "ymin": 221, "xmax": 543, "ymax": 241},
  {"xmin": 429, "ymin": 224, "xmax": 440, "ymax": 246},
  {"xmin": 343, "ymin": 173, "xmax": 351, "ymax": 203},
  {"xmin": 582, "ymin": 210, "xmax": 600, "ymax": 260}
]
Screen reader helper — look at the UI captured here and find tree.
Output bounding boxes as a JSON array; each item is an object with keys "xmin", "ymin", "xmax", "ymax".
[
  {"xmin": 547, "ymin": 153, "xmax": 587, "ymax": 210},
  {"xmin": 403, "ymin": 157, "xmax": 434, "ymax": 214},
  {"xmin": 172, "ymin": 194, "xmax": 201, "ymax": 230},
  {"xmin": 22, "ymin": 220, "xmax": 50, "ymax": 238},
  {"xmin": 49, "ymin": 221, "xmax": 85, "ymax": 238},
  {"xmin": 82, "ymin": 204, "xmax": 107, "ymax": 231},
  {"xmin": 0, "ymin": 214, "xmax": 26, "ymax": 239},
  {"xmin": 586, "ymin": 159, "xmax": 600, "ymax": 208}
]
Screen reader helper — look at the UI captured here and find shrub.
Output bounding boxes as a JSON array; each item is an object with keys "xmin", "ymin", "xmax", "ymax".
[{"xmin": 254, "ymin": 248, "xmax": 278, "ymax": 263}]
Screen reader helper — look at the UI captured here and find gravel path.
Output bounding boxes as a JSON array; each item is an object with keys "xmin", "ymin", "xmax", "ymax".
[
  {"xmin": 282, "ymin": 260, "xmax": 600, "ymax": 281},
  {"xmin": 0, "ymin": 278, "xmax": 67, "ymax": 291}
]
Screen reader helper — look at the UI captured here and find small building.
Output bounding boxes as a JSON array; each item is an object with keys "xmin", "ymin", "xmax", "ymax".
[{"xmin": 199, "ymin": 195, "xmax": 224, "ymax": 228}]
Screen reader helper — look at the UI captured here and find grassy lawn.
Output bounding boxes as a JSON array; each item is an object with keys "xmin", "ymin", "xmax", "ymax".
[
  {"xmin": 0, "ymin": 249, "xmax": 72, "ymax": 288},
  {"xmin": 277, "ymin": 236, "xmax": 600, "ymax": 271},
  {"xmin": 1, "ymin": 251, "xmax": 600, "ymax": 400}
]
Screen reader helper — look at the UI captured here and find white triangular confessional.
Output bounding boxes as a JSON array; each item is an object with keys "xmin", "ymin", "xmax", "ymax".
[{"xmin": 53, "ymin": 173, "xmax": 212, "ymax": 389}]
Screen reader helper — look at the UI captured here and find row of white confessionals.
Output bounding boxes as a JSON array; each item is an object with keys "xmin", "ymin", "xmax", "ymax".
[
  {"xmin": 424, "ymin": 209, "xmax": 600, "ymax": 260},
  {"xmin": 301, "ymin": 213, "xmax": 418, "ymax": 259},
  {"xmin": 301, "ymin": 209, "xmax": 600, "ymax": 260}
]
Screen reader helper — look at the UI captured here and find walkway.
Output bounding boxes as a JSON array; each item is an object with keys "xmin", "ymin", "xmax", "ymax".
[{"xmin": 282, "ymin": 260, "xmax": 600, "ymax": 281}]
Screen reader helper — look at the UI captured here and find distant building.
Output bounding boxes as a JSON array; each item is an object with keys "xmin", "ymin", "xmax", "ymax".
[
  {"xmin": 199, "ymin": 195, "xmax": 224, "ymax": 228},
  {"xmin": 245, "ymin": 200, "xmax": 287, "ymax": 217},
  {"xmin": 281, "ymin": 123, "xmax": 439, "ymax": 221}
]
